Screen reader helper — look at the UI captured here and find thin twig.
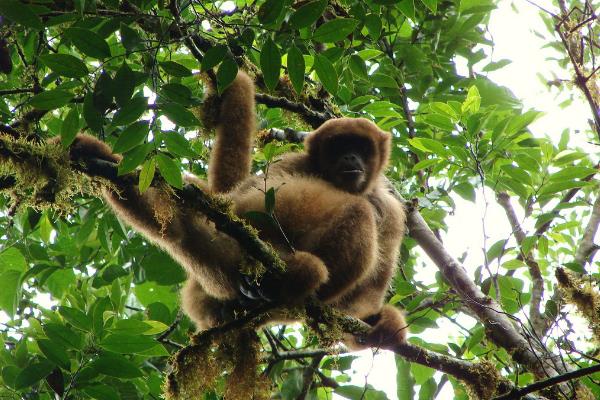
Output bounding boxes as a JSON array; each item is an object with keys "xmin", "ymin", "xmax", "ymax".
[
  {"xmin": 255, "ymin": 93, "xmax": 333, "ymax": 128},
  {"xmin": 494, "ymin": 363, "xmax": 600, "ymax": 399}
]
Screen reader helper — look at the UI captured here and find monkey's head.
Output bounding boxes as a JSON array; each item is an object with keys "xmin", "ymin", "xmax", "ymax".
[{"xmin": 305, "ymin": 118, "xmax": 391, "ymax": 194}]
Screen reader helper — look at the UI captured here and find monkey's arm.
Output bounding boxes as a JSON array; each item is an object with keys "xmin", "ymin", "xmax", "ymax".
[
  {"xmin": 207, "ymin": 72, "xmax": 256, "ymax": 193},
  {"xmin": 65, "ymin": 134, "xmax": 245, "ymax": 298}
]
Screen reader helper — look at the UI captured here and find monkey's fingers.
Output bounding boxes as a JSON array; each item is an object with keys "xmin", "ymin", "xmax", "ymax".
[{"xmin": 239, "ymin": 274, "xmax": 273, "ymax": 302}]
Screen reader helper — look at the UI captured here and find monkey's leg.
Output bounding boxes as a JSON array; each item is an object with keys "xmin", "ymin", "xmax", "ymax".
[
  {"xmin": 344, "ymin": 305, "xmax": 408, "ymax": 351},
  {"xmin": 181, "ymin": 278, "xmax": 231, "ymax": 330}
]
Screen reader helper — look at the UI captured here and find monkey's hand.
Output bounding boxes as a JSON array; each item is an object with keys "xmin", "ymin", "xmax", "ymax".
[
  {"xmin": 239, "ymin": 273, "xmax": 274, "ymax": 304},
  {"xmin": 238, "ymin": 251, "xmax": 329, "ymax": 306},
  {"xmin": 348, "ymin": 305, "xmax": 408, "ymax": 351},
  {"xmin": 50, "ymin": 134, "xmax": 121, "ymax": 165},
  {"xmin": 68, "ymin": 134, "xmax": 121, "ymax": 164},
  {"xmin": 200, "ymin": 71, "xmax": 255, "ymax": 130}
]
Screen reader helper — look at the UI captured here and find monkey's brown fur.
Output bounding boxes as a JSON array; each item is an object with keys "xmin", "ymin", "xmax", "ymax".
[{"xmin": 68, "ymin": 72, "xmax": 408, "ymax": 350}]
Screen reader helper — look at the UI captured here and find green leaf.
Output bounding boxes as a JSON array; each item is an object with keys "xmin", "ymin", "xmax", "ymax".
[
  {"xmin": 89, "ymin": 352, "xmax": 143, "ymax": 378},
  {"xmin": 0, "ymin": 0, "xmax": 43, "ymax": 30},
  {"xmin": 258, "ymin": 0, "xmax": 284, "ymax": 24},
  {"xmin": 501, "ymin": 165, "xmax": 532, "ymax": 186},
  {"xmin": 396, "ymin": 355, "xmax": 415, "ymax": 400},
  {"xmin": 538, "ymin": 181, "xmax": 587, "ymax": 196},
  {"xmin": 39, "ymin": 54, "xmax": 88, "ymax": 79},
  {"xmin": 408, "ymin": 138, "xmax": 449, "ymax": 157},
  {"xmin": 58, "ymin": 306, "xmax": 92, "ymax": 331},
  {"xmin": 120, "ymin": 23, "xmax": 143, "ymax": 52},
  {"xmin": 313, "ymin": 18, "xmax": 359, "ymax": 43},
  {"xmin": 370, "ymin": 73, "xmax": 398, "ymax": 88},
  {"xmin": 61, "ymin": 107, "xmax": 80, "ymax": 148},
  {"xmin": 548, "ymin": 166, "xmax": 597, "ymax": 182},
  {"xmin": 394, "ymin": 2, "xmax": 414, "ymax": 20},
  {"xmin": 65, "ymin": 28, "xmax": 111, "ymax": 59},
  {"xmin": 482, "ymin": 59, "xmax": 512, "ymax": 72},
  {"xmin": 164, "ymin": 132, "xmax": 196, "ymax": 158},
  {"xmin": 363, "ymin": 101, "xmax": 402, "ymax": 118},
  {"xmin": 113, "ymin": 62, "xmax": 136, "ymax": 106},
  {"xmin": 217, "ymin": 57, "xmax": 238, "ymax": 94},
  {"xmin": 313, "ymin": 54, "xmax": 338, "ymax": 94},
  {"xmin": 14, "ymin": 361, "xmax": 54, "ymax": 390},
  {"xmin": 348, "ymin": 54, "xmax": 368, "ymax": 79},
  {"xmin": 83, "ymin": 92, "xmax": 104, "ymax": 133},
  {"xmin": 137, "ymin": 285, "xmax": 178, "ymax": 312},
  {"xmin": 486, "ymin": 239, "xmax": 507, "ymax": 262},
  {"xmin": 160, "ymin": 83, "xmax": 193, "ymax": 106},
  {"xmin": 113, "ymin": 121, "xmax": 149, "ymax": 153},
  {"xmin": 411, "ymin": 363, "xmax": 435, "ymax": 385},
  {"xmin": 453, "ymin": 182, "xmax": 476, "ymax": 202},
  {"xmin": 161, "ymin": 102, "xmax": 200, "ymax": 127},
  {"xmin": 0, "ymin": 270, "xmax": 21, "ymax": 317},
  {"xmin": 0, "ymin": 247, "xmax": 27, "ymax": 272},
  {"xmin": 563, "ymin": 262, "xmax": 585, "ymax": 274},
  {"xmin": 201, "ymin": 45, "xmax": 228, "ymax": 72},
  {"xmin": 155, "ymin": 153, "xmax": 183, "ymax": 189},
  {"xmin": 29, "ymin": 90, "xmax": 74, "ymax": 110},
  {"xmin": 138, "ymin": 158, "xmax": 155, "ymax": 194},
  {"xmin": 118, "ymin": 143, "xmax": 153, "ymax": 175},
  {"xmin": 412, "ymin": 158, "xmax": 440, "ymax": 171},
  {"xmin": 287, "ymin": 46, "xmax": 305, "ymax": 94},
  {"xmin": 461, "ymin": 85, "xmax": 481, "ymax": 114},
  {"xmin": 159, "ymin": 61, "xmax": 192, "ymax": 77},
  {"xmin": 364, "ymin": 14, "xmax": 382, "ymax": 40},
  {"xmin": 83, "ymin": 384, "xmax": 120, "ymax": 400},
  {"xmin": 43, "ymin": 323, "xmax": 83, "ymax": 350},
  {"xmin": 506, "ymin": 110, "xmax": 541, "ymax": 135},
  {"xmin": 502, "ymin": 259, "xmax": 526, "ymax": 270},
  {"xmin": 289, "ymin": 0, "xmax": 327, "ymax": 29},
  {"xmin": 142, "ymin": 252, "xmax": 185, "ymax": 286},
  {"xmin": 112, "ymin": 96, "xmax": 147, "ymax": 126},
  {"xmin": 110, "ymin": 319, "xmax": 166, "ymax": 335},
  {"xmin": 420, "ymin": 0, "xmax": 438, "ymax": 13},
  {"xmin": 261, "ymin": 38, "xmax": 282, "ymax": 91},
  {"xmin": 37, "ymin": 340, "xmax": 70, "ymax": 370},
  {"xmin": 99, "ymin": 333, "xmax": 158, "ymax": 353}
]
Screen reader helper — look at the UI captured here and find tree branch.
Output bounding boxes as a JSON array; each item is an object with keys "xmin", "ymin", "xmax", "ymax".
[
  {"xmin": 574, "ymin": 192, "xmax": 600, "ymax": 266},
  {"xmin": 402, "ymin": 197, "xmax": 573, "ymax": 386},
  {"xmin": 496, "ymin": 192, "xmax": 546, "ymax": 336},
  {"xmin": 255, "ymin": 93, "xmax": 332, "ymax": 128},
  {"xmin": 494, "ymin": 363, "xmax": 600, "ymax": 400}
]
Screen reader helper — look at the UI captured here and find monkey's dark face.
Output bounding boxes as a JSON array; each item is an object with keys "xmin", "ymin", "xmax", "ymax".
[{"xmin": 320, "ymin": 135, "xmax": 375, "ymax": 193}]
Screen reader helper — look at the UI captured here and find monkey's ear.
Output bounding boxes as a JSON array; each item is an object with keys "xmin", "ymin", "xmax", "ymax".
[{"xmin": 377, "ymin": 131, "xmax": 392, "ymax": 170}]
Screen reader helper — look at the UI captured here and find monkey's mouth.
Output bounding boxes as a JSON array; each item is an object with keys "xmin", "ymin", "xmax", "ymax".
[{"xmin": 341, "ymin": 169, "xmax": 364, "ymax": 175}]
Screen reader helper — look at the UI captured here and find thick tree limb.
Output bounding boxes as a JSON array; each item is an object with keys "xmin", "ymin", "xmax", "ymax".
[{"xmin": 574, "ymin": 192, "xmax": 600, "ymax": 266}]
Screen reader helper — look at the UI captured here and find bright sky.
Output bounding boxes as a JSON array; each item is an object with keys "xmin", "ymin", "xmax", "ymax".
[{"xmin": 347, "ymin": 1, "xmax": 594, "ymax": 399}]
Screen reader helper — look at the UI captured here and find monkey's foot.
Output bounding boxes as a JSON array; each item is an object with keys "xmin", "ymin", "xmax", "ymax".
[{"xmin": 348, "ymin": 305, "xmax": 408, "ymax": 351}]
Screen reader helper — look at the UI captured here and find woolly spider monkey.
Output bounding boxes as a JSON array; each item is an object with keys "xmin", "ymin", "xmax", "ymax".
[{"xmin": 67, "ymin": 72, "xmax": 408, "ymax": 350}]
